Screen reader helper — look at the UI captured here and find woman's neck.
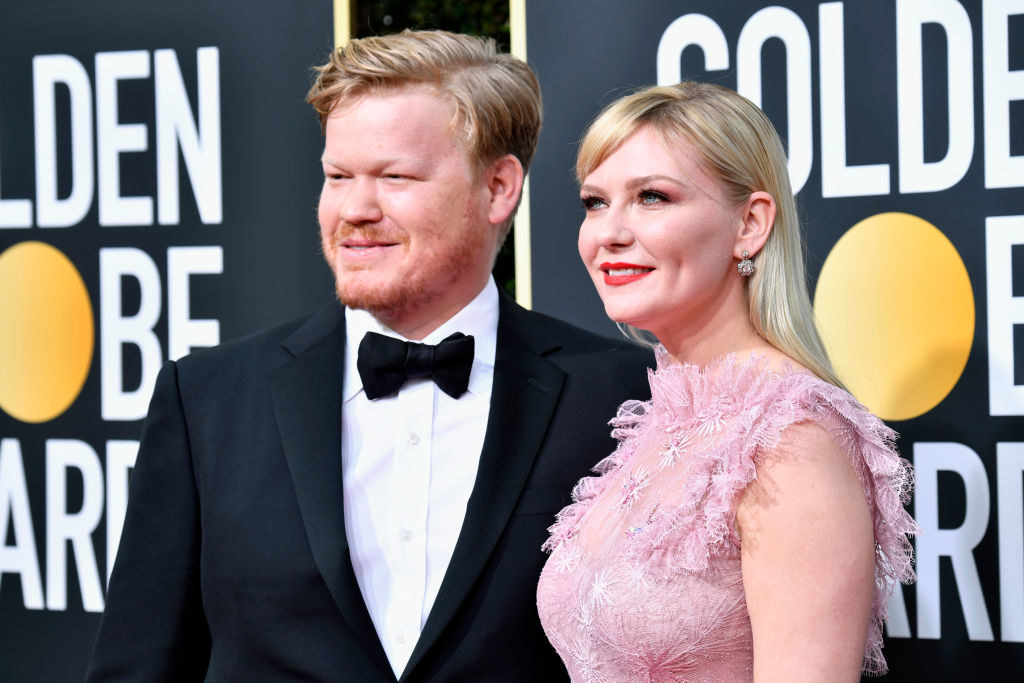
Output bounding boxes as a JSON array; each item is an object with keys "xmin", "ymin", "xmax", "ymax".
[{"xmin": 656, "ymin": 306, "xmax": 774, "ymax": 370}]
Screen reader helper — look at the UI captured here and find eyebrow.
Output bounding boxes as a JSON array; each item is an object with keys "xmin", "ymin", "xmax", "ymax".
[
  {"xmin": 580, "ymin": 174, "xmax": 686, "ymax": 195},
  {"xmin": 321, "ymin": 155, "xmax": 431, "ymax": 172}
]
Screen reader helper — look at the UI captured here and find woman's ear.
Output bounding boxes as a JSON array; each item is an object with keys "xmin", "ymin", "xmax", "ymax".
[
  {"xmin": 734, "ymin": 190, "xmax": 776, "ymax": 259},
  {"xmin": 485, "ymin": 154, "xmax": 525, "ymax": 226}
]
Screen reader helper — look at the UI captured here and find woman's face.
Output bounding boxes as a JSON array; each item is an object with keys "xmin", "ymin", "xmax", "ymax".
[{"xmin": 577, "ymin": 126, "xmax": 747, "ymax": 340}]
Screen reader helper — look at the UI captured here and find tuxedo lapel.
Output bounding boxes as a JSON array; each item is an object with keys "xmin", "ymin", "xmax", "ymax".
[
  {"xmin": 401, "ymin": 296, "xmax": 566, "ymax": 680},
  {"xmin": 269, "ymin": 304, "xmax": 391, "ymax": 674}
]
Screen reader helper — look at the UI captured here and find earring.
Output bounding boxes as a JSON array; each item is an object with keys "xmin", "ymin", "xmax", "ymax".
[{"xmin": 737, "ymin": 250, "xmax": 755, "ymax": 277}]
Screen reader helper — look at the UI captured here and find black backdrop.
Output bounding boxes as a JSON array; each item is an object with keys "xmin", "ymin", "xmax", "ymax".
[
  {"xmin": 525, "ymin": 1, "xmax": 1023, "ymax": 680},
  {"xmin": 1, "ymin": 1, "xmax": 1022, "ymax": 681},
  {"xmin": 0, "ymin": 2, "xmax": 335, "ymax": 680}
]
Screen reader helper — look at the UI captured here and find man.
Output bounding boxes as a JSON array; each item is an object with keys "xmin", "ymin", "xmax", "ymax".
[{"xmin": 87, "ymin": 30, "xmax": 651, "ymax": 682}]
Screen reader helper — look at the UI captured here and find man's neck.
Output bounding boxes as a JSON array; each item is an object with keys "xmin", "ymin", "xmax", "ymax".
[{"xmin": 370, "ymin": 278, "xmax": 496, "ymax": 341}]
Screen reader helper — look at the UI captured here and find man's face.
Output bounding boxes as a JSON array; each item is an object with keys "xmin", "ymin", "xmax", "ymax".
[{"xmin": 318, "ymin": 87, "xmax": 500, "ymax": 339}]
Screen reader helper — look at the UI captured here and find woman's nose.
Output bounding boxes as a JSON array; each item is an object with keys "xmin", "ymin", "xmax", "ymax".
[{"xmin": 591, "ymin": 211, "xmax": 633, "ymax": 248}]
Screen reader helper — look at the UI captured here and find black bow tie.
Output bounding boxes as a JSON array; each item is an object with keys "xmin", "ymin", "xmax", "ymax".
[{"xmin": 356, "ymin": 331, "xmax": 475, "ymax": 400}]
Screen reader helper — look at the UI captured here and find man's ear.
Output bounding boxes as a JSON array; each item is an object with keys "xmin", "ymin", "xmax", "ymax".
[
  {"xmin": 734, "ymin": 190, "xmax": 776, "ymax": 259},
  {"xmin": 485, "ymin": 154, "xmax": 525, "ymax": 226}
]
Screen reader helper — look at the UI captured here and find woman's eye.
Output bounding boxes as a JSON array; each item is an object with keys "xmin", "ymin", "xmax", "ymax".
[
  {"xmin": 639, "ymin": 190, "xmax": 667, "ymax": 205},
  {"xmin": 581, "ymin": 196, "xmax": 607, "ymax": 211}
]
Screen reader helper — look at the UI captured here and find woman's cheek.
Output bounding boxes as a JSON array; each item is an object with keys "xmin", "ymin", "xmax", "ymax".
[{"xmin": 577, "ymin": 223, "xmax": 595, "ymax": 263}]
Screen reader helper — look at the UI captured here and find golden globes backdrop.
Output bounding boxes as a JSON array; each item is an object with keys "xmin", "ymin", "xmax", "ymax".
[
  {"xmin": 0, "ymin": 1, "xmax": 336, "ymax": 679},
  {"xmin": 0, "ymin": 0, "xmax": 1020, "ymax": 680},
  {"xmin": 523, "ymin": 0, "xmax": 1022, "ymax": 678}
]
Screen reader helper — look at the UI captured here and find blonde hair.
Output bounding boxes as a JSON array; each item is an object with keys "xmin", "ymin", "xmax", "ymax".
[
  {"xmin": 577, "ymin": 82, "xmax": 843, "ymax": 388},
  {"xmin": 307, "ymin": 30, "xmax": 541, "ymax": 243},
  {"xmin": 307, "ymin": 29, "xmax": 541, "ymax": 173}
]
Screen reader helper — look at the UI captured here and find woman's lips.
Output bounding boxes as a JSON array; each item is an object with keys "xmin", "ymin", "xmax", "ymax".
[{"xmin": 600, "ymin": 262, "xmax": 654, "ymax": 285}]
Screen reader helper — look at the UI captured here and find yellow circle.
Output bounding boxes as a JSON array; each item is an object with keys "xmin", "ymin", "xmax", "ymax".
[
  {"xmin": 0, "ymin": 241, "xmax": 94, "ymax": 423},
  {"xmin": 813, "ymin": 212, "xmax": 973, "ymax": 421}
]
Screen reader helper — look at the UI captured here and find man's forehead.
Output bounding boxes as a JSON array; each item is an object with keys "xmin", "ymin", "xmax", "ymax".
[
  {"xmin": 324, "ymin": 86, "xmax": 475, "ymax": 162},
  {"xmin": 327, "ymin": 83, "xmax": 449, "ymax": 118}
]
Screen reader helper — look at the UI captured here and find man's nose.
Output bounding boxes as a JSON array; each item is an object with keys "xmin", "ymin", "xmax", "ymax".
[{"xmin": 339, "ymin": 178, "xmax": 383, "ymax": 224}]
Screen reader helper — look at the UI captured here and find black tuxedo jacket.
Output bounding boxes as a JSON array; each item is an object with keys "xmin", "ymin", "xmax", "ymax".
[{"xmin": 87, "ymin": 294, "xmax": 652, "ymax": 682}]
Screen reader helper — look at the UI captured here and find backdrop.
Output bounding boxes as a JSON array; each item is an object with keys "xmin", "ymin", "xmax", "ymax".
[
  {"xmin": 524, "ymin": 0, "xmax": 1023, "ymax": 679},
  {"xmin": 0, "ymin": 1, "xmax": 336, "ymax": 679},
  {"xmin": 0, "ymin": 0, "xmax": 1021, "ymax": 681}
]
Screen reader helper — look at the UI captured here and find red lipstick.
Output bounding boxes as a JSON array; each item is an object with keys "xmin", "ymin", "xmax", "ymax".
[{"xmin": 600, "ymin": 262, "xmax": 653, "ymax": 286}]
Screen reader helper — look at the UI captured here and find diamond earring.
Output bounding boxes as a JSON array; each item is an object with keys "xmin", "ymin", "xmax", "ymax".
[{"xmin": 737, "ymin": 251, "xmax": 755, "ymax": 277}]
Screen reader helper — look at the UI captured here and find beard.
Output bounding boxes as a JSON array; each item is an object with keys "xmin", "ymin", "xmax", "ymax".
[{"xmin": 322, "ymin": 220, "xmax": 493, "ymax": 328}]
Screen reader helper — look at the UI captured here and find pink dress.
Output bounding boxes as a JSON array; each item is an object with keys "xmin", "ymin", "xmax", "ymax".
[{"xmin": 537, "ymin": 351, "xmax": 918, "ymax": 681}]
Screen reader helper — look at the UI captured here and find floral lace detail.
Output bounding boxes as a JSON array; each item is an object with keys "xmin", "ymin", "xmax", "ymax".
[{"xmin": 540, "ymin": 348, "xmax": 918, "ymax": 678}]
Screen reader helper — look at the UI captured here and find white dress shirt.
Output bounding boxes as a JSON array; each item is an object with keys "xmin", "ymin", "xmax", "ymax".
[{"xmin": 341, "ymin": 279, "xmax": 498, "ymax": 676}]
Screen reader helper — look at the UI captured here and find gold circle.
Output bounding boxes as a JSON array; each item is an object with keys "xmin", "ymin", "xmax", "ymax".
[
  {"xmin": 813, "ymin": 212, "xmax": 974, "ymax": 421},
  {"xmin": 0, "ymin": 241, "xmax": 94, "ymax": 423}
]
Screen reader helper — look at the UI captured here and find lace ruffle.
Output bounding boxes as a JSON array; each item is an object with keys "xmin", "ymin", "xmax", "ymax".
[{"xmin": 543, "ymin": 348, "xmax": 918, "ymax": 676}]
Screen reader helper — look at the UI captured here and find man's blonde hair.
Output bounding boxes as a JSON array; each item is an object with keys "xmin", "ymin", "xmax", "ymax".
[
  {"xmin": 577, "ymin": 82, "xmax": 843, "ymax": 388},
  {"xmin": 307, "ymin": 29, "xmax": 542, "ymax": 174}
]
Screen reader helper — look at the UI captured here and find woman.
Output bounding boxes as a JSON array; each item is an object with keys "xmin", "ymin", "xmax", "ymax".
[{"xmin": 536, "ymin": 82, "xmax": 919, "ymax": 681}]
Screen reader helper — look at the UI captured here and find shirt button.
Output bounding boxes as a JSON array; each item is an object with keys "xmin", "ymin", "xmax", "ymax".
[
  {"xmin": 400, "ymin": 529, "xmax": 413, "ymax": 543},
  {"xmin": 407, "ymin": 432, "xmax": 420, "ymax": 445},
  {"xmin": 395, "ymin": 631, "xmax": 407, "ymax": 644}
]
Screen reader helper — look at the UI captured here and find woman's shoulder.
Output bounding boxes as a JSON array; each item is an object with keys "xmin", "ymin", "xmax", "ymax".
[
  {"xmin": 713, "ymin": 348, "xmax": 887, "ymax": 439},
  {"xmin": 646, "ymin": 347, "xmax": 849, "ymax": 426},
  {"xmin": 638, "ymin": 345, "xmax": 901, "ymax": 483},
  {"xmin": 734, "ymin": 356, "xmax": 919, "ymax": 676}
]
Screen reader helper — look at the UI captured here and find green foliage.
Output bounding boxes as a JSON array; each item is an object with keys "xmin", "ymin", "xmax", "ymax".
[{"xmin": 353, "ymin": 0, "xmax": 510, "ymax": 48}]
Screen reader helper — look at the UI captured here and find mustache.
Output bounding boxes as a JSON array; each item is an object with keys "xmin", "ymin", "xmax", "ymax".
[{"xmin": 328, "ymin": 224, "xmax": 406, "ymax": 245}]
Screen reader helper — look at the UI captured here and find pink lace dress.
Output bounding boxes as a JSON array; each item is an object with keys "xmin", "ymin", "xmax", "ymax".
[{"xmin": 537, "ymin": 351, "xmax": 917, "ymax": 681}]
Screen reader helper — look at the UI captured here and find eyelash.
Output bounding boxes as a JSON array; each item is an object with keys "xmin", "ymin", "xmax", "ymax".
[
  {"xmin": 638, "ymin": 189, "xmax": 668, "ymax": 204},
  {"xmin": 580, "ymin": 189, "xmax": 668, "ymax": 211},
  {"xmin": 323, "ymin": 172, "xmax": 410, "ymax": 181}
]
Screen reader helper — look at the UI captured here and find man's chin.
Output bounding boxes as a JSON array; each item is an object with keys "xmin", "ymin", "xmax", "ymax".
[{"xmin": 336, "ymin": 283, "xmax": 423, "ymax": 318}]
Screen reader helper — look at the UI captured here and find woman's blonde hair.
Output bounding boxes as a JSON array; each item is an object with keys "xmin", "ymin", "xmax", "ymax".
[{"xmin": 577, "ymin": 82, "xmax": 843, "ymax": 388}]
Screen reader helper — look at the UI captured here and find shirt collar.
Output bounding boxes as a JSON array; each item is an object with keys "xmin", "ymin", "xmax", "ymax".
[{"xmin": 342, "ymin": 278, "xmax": 500, "ymax": 402}]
